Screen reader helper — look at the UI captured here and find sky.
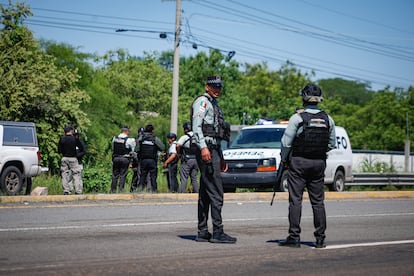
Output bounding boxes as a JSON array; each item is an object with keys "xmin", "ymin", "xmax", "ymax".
[{"xmin": 3, "ymin": 0, "xmax": 414, "ymax": 91}]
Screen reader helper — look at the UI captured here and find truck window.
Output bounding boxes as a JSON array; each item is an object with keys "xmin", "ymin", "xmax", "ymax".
[
  {"xmin": 229, "ymin": 128, "xmax": 285, "ymax": 149},
  {"xmin": 3, "ymin": 126, "xmax": 36, "ymax": 146}
]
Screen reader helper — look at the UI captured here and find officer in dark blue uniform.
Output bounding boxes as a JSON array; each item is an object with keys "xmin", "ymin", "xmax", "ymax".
[
  {"xmin": 278, "ymin": 84, "xmax": 336, "ymax": 249},
  {"xmin": 111, "ymin": 126, "xmax": 135, "ymax": 193},
  {"xmin": 192, "ymin": 75, "xmax": 235, "ymax": 243},
  {"xmin": 136, "ymin": 124, "xmax": 165, "ymax": 192}
]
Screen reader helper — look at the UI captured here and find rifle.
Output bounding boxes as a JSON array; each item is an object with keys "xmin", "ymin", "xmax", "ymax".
[
  {"xmin": 270, "ymin": 160, "xmax": 287, "ymax": 206},
  {"xmin": 270, "ymin": 146, "xmax": 292, "ymax": 205}
]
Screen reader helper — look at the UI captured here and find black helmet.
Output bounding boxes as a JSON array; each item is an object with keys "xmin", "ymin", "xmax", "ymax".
[
  {"xmin": 182, "ymin": 122, "xmax": 191, "ymax": 130},
  {"xmin": 300, "ymin": 84, "xmax": 323, "ymax": 103}
]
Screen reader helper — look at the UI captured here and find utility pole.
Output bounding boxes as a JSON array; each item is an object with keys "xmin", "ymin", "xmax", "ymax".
[
  {"xmin": 405, "ymin": 112, "xmax": 410, "ymax": 172},
  {"xmin": 170, "ymin": 0, "xmax": 181, "ymax": 134}
]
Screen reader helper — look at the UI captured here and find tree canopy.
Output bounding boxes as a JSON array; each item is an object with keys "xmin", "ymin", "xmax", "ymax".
[{"xmin": 1, "ymin": 1, "xmax": 414, "ymax": 175}]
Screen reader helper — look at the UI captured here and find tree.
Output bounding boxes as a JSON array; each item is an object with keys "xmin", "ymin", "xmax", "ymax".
[
  {"xmin": 179, "ymin": 49, "xmax": 242, "ymax": 124},
  {"xmin": 0, "ymin": 1, "xmax": 90, "ymax": 173},
  {"xmin": 318, "ymin": 78, "xmax": 373, "ymax": 105},
  {"xmin": 349, "ymin": 90, "xmax": 406, "ymax": 150},
  {"xmin": 98, "ymin": 50, "xmax": 172, "ymax": 117},
  {"xmin": 39, "ymin": 40, "xmax": 94, "ymax": 89}
]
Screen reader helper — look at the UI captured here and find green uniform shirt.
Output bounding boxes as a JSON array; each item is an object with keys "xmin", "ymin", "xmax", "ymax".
[{"xmin": 192, "ymin": 93, "xmax": 220, "ymax": 149}]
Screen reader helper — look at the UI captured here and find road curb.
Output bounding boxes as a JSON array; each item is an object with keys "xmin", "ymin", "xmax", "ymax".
[{"xmin": 1, "ymin": 191, "xmax": 413, "ymax": 204}]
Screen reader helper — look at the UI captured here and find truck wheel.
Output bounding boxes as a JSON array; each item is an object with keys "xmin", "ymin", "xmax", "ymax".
[
  {"xmin": 0, "ymin": 166, "xmax": 23, "ymax": 195},
  {"xmin": 330, "ymin": 170, "xmax": 345, "ymax": 192},
  {"xmin": 279, "ymin": 170, "xmax": 289, "ymax": 192}
]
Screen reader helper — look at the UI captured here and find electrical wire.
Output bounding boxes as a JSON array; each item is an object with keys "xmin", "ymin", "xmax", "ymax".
[{"xmin": 2, "ymin": 0, "xmax": 412, "ymax": 88}]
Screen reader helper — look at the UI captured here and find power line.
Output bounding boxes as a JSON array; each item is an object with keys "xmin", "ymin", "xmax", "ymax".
[
  {"xmin": 5, "ymin": 1, "xmax": 412, "ymax": 88},
  {"xmin": 296, "ymin": 0, "xmax": 414, "ymax": 36},
  {"xmin": 31, "ymin": 7, "xmax": 173, "ymax": 27},
  {"xmin": 186, "ymin": 29, "xmax": 404, "ymax": 88},
  {"xmin": 194, "ymin": 0, "xmax": 414, "ymax": 62}
]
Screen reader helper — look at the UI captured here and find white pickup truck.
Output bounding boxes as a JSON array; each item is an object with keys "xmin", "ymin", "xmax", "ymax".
[
  {"xmin": 0, "ymin": 121, "xmax": 43, "ymax": 195},
  {"xmin": 221, "ymin": 123, "xmax": 353, "ymax": 192}
]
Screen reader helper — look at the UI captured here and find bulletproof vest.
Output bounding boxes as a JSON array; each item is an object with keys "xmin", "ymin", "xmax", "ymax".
[
  {"xmin": 113, "ymin": 136, "xmax": 129, "ymax": 156},
  {"xmin": 292, "ymin": 111, "xmax": 330, "ymax": 160},
  {"xmin": 182, "ymin": 133, "xmax": 199, "ymax": 156},
  {"xmin": 139, "ymin": 134, "xmax": 157, "ymax": 160},
  {"xmin": 191, "ymin": 95, "xmax": 230, "ymax": 142}
]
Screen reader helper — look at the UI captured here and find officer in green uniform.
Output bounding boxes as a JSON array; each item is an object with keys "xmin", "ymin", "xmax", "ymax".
[{"xmin": 192, "ymin": 75, "xmax": 236, "ymax": 244}]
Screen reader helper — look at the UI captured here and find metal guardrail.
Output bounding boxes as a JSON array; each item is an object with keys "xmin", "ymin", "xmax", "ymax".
[{"xmin": 351, "ymin": 173, "xmax": 414, "ymax": 186}]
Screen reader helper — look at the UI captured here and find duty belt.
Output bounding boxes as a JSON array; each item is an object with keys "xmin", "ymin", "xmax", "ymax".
[
  {"xmin": 207, "ymin": 142, "xmax": 221, "ymax": 150},
  {"xmin": 113, "ymin": 154, "xmax": 130, "ymax": 158}
]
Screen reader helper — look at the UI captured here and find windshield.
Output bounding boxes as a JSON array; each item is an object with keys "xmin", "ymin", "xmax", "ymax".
[{"xmin": 229, "ymin": 128, "xmax": 285, "ymax": 149}]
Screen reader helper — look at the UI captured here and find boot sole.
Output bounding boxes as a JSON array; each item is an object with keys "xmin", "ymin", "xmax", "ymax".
[
  {"xmin": 209, "ymin": 239, "xmax": 237, "ymax": 244},
  {"xmin": 195, "ymin": 238, "xmax": 210, "ymax": 242}
]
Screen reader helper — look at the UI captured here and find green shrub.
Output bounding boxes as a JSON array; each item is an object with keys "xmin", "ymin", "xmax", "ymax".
[{"xmin": 83, "ymin": 164, "xmax": 112, "ymax": 193}]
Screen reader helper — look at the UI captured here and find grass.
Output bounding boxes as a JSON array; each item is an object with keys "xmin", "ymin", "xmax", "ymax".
[{"xmin": 32, "ymin": 165, "xmax": 170, "ymax": 195}]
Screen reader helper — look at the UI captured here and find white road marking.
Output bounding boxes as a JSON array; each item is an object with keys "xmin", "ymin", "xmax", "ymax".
[
  {"xmin": 324, "ymin": 240, "xmax": 414, "ymax": 249},
  {"xmin": 0, "ymin": 217, "xmax": 275, "ymax": 232},
  {"xmin": 0, "ymin": 212, "xmax": 413, "ymax": 232}
]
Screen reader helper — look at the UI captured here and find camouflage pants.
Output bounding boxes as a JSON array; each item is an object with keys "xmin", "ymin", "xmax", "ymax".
[{"xmin": 61, "ymin": 157, "xmax": 83, "ymax": 194}]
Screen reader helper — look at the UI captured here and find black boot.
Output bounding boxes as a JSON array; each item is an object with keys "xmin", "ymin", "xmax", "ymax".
[
  {"xmin": 209, "ymin": 232, "xmax": 237, "ymax": 244},
  {"xmin": 315, "ymin": 239, "xmax": 326, "ymax": 248},
  {"xmin": 278, "ymin": 237, "xmax": 301, "ymax": 248},
  {"xmin": 195, "ymin": 231, "xmax": 212, "ymax": 242}
]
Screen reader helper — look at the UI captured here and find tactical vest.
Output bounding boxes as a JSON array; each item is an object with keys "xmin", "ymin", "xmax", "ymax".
[
  {"xmin": 292, "ymin": 111, "xmax": 330, "ymax": 160},
  {"xmin": 139, "ymin": 134, "xmax": 157, "ymax": 160},
  {"xmin": 113, "ymin": 136, "xmax": 129, "ymax": 156},
  {"xmin": 190, "ymin": 95, "xmax": 230, "ymax": 142},
  {"xmin": 182, "ymin": 133, "xmax": 199, "ymax": 157}
]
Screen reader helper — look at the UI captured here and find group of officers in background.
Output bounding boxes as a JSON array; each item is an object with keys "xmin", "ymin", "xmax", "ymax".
[{"xmin": 110, "ymin": 122, "xmax": 200, "ymax": 194}]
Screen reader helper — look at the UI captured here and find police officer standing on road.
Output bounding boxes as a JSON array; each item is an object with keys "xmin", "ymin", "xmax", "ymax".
[
  {"xmin": 111, "ymin": 126, "xmax": 136, "ymax": 193},
  {"xmin": 163, "ymin": 133, "xmax": 179, "ymax": 192},
  {"xmin": 136, "ymin": 124, "xmax": 165, "ymax": 192},
  {"xmin": 278, "ymin": 84, "xmax": 336, "ymax": 249},
  {"xmin": 192, "ymin": 75, "xmax": 235, "ymax": 244},
  {"xmin": 176, "ymin": 122, "xmax": 199, "ymax": 193},
  {"xmin": 58, "ymin": 126, "xmax": 84, "ymax": 195}
]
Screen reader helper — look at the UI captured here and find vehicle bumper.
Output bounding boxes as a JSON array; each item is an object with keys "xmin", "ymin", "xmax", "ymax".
[
  {"xmin": 221, "ymin": 172, "xmax": 277, "ymax": 189},
  {"xmin": 28, "ymin": 165, "xmax": 43, "ymax": 177}
]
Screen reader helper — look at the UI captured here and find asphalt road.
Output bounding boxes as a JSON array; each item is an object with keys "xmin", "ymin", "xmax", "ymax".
[{"xmin": 0, "ymin": 192, "xmax": 414, "ymax": 275}]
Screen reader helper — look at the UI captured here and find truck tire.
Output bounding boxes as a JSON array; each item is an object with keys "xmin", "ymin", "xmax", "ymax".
[
  {"xmin": 279, "ymin": 170, "xmax": 289, "ymax": 192},
  {"xmin": 0, "ymin": 166, "xmax": 23, "ymax": 195},
  {"xmin": 330, "ymin": 170, "xmax": 345, "ymax": 192}
]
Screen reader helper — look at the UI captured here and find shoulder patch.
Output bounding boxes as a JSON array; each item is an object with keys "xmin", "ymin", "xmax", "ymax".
[{"xmin": 199, "ymin": 100, "xmax": 207, "ymax": 112}]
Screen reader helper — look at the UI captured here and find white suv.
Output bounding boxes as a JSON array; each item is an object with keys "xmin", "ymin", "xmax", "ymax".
[
  {"xmin": 221, "ymin": 123, "xmax": 353, "ymax": 192},
  {"xmin": 0, "ymin": 121, "xmax": 43, "ymax": 195}
]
